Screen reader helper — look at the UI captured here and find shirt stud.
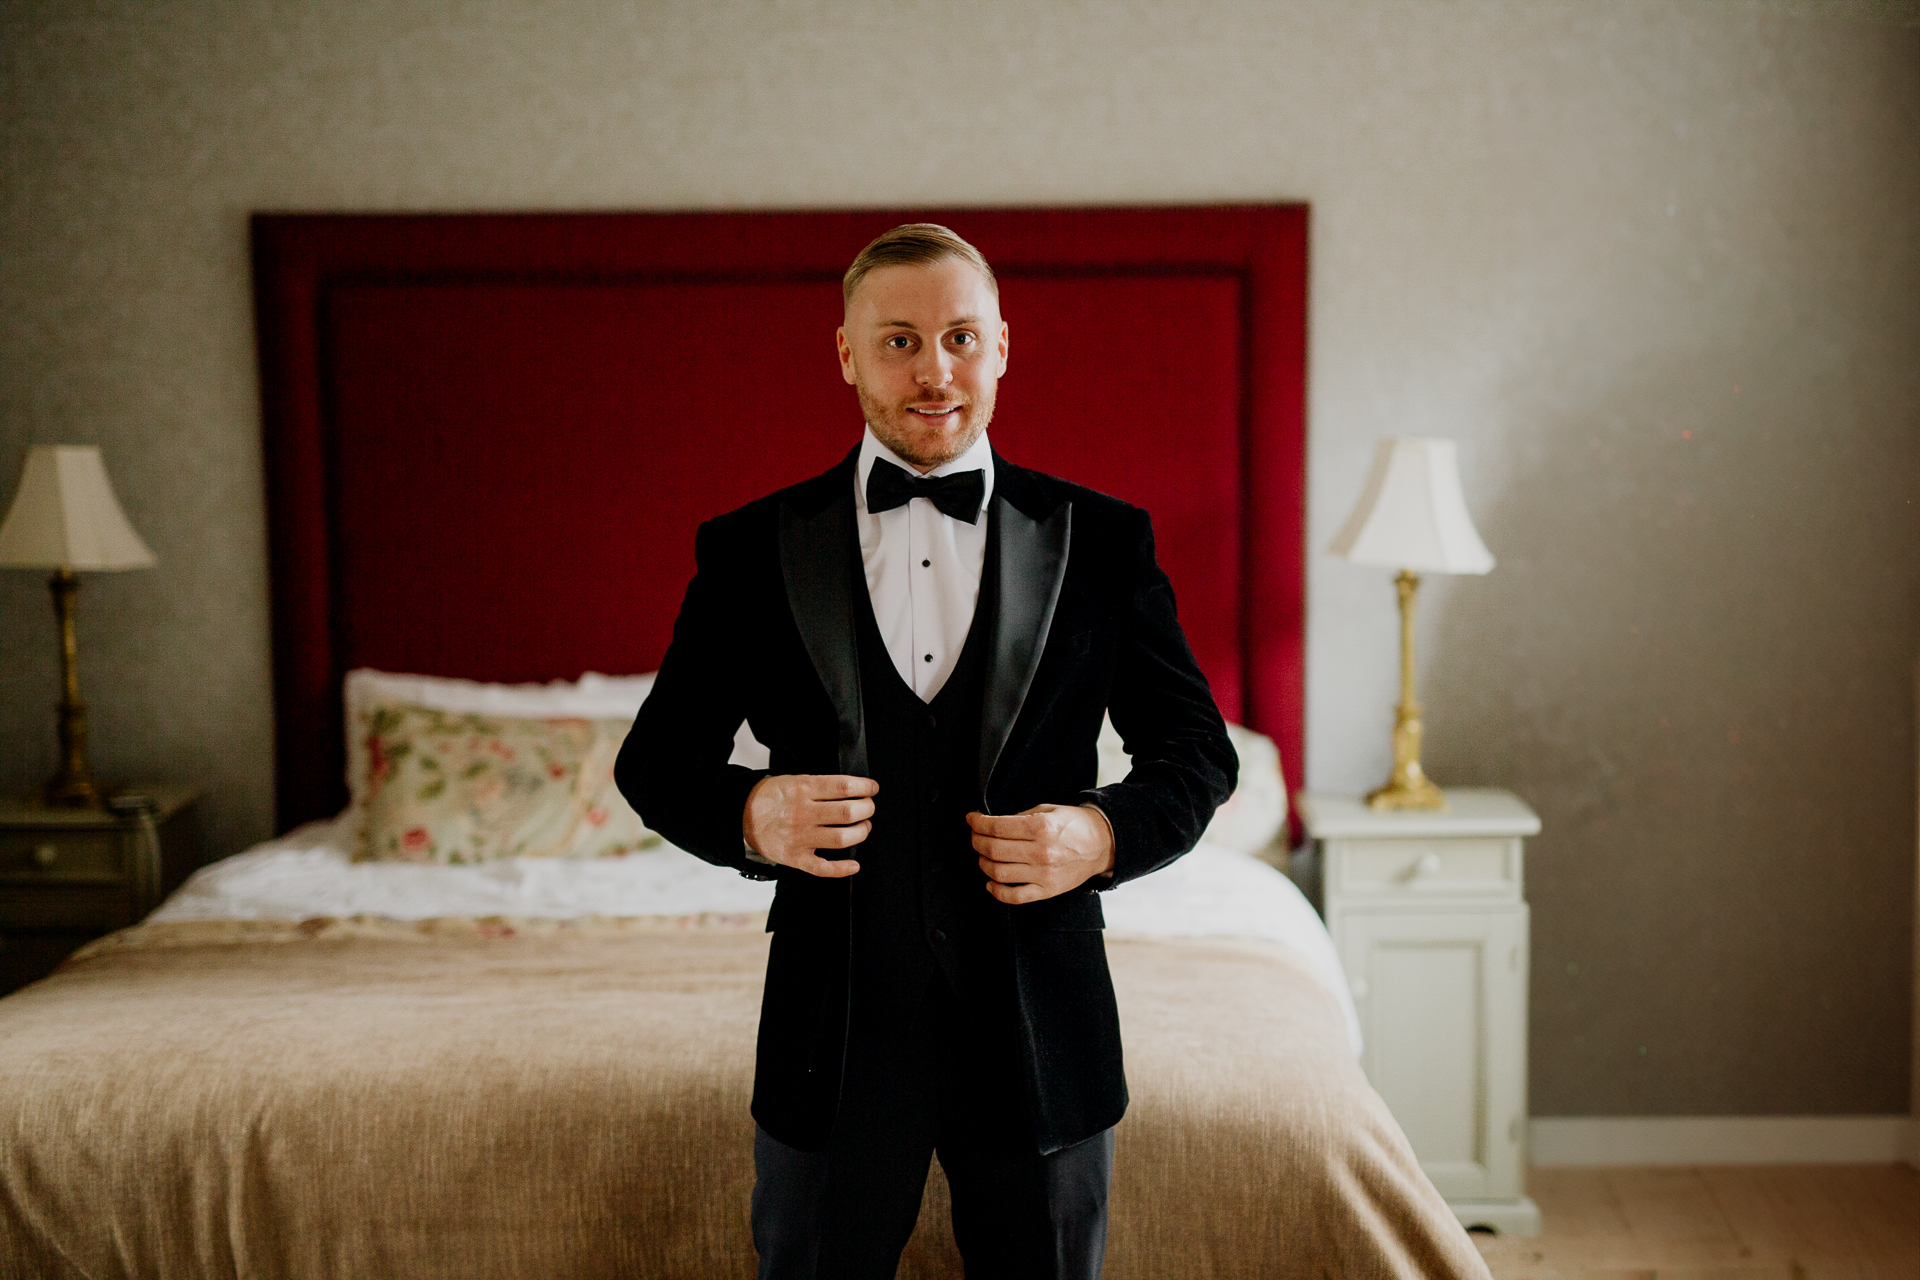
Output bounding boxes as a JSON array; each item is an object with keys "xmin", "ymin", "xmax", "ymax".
[
  {"xmin": 922, "ymin": 559, "xmax": 930, "ymax": 567},
  {"xmin": 923, "ymin": 653, "xmax": 933, "ymax": 662}
]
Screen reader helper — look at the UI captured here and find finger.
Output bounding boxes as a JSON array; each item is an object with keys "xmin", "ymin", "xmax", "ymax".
[
  {"xmin": 977, "ymin": 854, "xmax": 1036, "ymax": 884},
  {"xmin": 811, "ymin": 821, "xmax": 871, "ymax": 849},
  {"xmin": 792, "ymin": 852, "xmax": 861, "ymax": 879},
  {"xmin": 809, "ymin": 775, "xmax": 879, "ymax": 799},
  {"xmin": 972, "ymin": 834, "xmax": 1039, "ymax": 863},
  {"xmin": 809, "ymin": 797, "xmax": 875, "ymax": 825},
  {"xmin": 973, "ymin": 830, "xmax": 1063, "ymax": 861},
  {"xmin": 967, "ymin": 811, "xmax": 1041, "ymax": 839},
  {"xmin": 986, "ymin": 879, "xmax": 1047, "ymax": 904}
]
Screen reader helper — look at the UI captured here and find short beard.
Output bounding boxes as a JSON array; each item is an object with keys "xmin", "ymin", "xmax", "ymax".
[{"xmin": 855, "ymin": 380, "xmax": 993, "ymax": 471}]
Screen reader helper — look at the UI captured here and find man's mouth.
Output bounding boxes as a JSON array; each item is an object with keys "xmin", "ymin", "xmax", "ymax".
[{"xmin": 907, "ymin": 403, "xmax": 962, "ymax": 419}]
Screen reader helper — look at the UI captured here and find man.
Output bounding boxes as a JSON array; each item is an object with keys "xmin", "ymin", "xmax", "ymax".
[{"xmin": 617, "ymin": 224, "xmax": 1235, "ymax": 1280}]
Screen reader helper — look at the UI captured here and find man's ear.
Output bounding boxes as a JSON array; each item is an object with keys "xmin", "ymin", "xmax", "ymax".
[
  {"xmin": 996, "ymin": 321, "xmax": 1010, "ymax": 377},
  {"xmin": 836, "ymin": 327, "xmax": 858, "ymax": 386}
]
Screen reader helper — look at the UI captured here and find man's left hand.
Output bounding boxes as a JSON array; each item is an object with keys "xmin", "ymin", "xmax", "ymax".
[{"xmin": 967, "ymin": 805, "xmax": 1115, "ymax": 904}]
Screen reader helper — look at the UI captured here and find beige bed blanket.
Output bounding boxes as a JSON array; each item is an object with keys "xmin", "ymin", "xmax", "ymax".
[{"xmin": 0, "ymin": 921, "xmax": 1487, "ymax": 1280}]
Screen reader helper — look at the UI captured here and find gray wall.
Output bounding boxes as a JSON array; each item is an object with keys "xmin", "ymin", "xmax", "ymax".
[{"xmin": 1, "ymin": 0, "xmax": 1914, "ymax": 1117}]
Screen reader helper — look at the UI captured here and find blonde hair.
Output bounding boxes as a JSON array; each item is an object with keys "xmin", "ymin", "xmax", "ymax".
[{"xmin": 842, "ymin": 224, "xmax": 997, "ymax": 308}]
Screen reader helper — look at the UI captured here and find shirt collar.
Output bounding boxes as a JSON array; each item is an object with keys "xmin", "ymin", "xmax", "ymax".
[{"xmin": 855, "ymin": 424, "xmax": 995, "ymax": 517}]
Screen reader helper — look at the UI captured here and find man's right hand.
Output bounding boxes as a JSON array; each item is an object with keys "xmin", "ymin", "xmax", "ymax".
[{"xmin": 742, "ymin": 775, "xmax": 877, "ymax": 878}]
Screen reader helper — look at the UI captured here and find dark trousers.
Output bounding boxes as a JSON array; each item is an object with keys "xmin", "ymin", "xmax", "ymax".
[{"xmin": 750, "ymin": 971, "xmax": 1113, "ymax": 1280}]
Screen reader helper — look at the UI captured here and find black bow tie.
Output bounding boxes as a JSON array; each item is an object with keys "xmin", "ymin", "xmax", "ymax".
[{"xmin": 865, "ymin": 460, "xmax": 986, "ymax": 524}]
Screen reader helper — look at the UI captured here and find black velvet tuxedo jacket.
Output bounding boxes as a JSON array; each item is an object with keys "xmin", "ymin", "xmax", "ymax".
[{"xmin": 617, "ymin": 446, "xmax": 1235, "ymax": 1155}]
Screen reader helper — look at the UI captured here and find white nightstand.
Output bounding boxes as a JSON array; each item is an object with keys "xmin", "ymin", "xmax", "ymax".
[{"xmin": 1294, "ymin": 788, "xmax": 1541, "ymax": 1237}]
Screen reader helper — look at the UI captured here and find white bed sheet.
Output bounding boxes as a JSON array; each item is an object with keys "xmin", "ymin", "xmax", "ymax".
[{"xmin": 151, "ymin": 824, "xmax": 1360, "ymax": 1056}]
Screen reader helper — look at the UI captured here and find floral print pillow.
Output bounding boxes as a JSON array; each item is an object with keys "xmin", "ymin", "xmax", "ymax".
[{"xmin": 357, "ymin": 704, "xmax": 660, "ymax": 864}]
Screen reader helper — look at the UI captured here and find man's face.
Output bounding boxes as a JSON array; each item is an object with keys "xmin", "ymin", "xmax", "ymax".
[{"xmin": 837, "ymin": 258, "xmax": 1009, "ymax": 472}]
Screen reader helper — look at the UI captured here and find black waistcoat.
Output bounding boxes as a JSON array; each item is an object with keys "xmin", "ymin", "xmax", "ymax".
[{"xmin": 845, "ymin": 508, "xmax": 1007, "ymax": 1024}]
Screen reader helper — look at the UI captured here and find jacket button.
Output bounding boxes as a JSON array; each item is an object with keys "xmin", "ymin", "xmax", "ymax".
[{"xmin": 930, "ymin": 928, "xmax": 948, "ymax": 943}]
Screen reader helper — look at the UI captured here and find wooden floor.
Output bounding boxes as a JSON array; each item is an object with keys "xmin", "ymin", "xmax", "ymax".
[{"xmin": 1473, "ymin": 1165, "xmax": 1920, "ymax": 1280}]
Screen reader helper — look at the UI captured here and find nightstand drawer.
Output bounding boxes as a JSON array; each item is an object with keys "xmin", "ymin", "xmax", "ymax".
[
  {"xmin": 1329, "ymin": 837, "xmax": 1520, "ymax": 901},
  {"xmin": 0, "ymin": 882, "xmax": 133, "ymax": 929},
  {"xmin": 0, "ymin": 787, "xmax": 199, "ymax": 995},
  {"xmin": 0, "ymin": 829, "xmax": 125, "ymax": 884}
]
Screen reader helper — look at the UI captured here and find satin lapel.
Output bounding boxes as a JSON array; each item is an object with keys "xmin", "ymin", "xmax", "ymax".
[
  {"xmin": 779, "ymin": 492, "xmax": 867, "ymax": 777},
  {"xmin": 979, "ymin": 494, "xmax": 1072, "ymax": 807}
]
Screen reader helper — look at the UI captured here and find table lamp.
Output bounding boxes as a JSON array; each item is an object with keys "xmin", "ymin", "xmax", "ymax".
[
  {"xmin": 0, "ymin": 445, "xmax": 156, "ymax": 807},
  {"xmin": 1329, "ymin": 437, "xmax": 1494, "ymax": 811}
]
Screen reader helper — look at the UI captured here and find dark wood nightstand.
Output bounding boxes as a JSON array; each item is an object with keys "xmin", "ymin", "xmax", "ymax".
[{"xmin": 0, "ymin": 786, "xmax": 200, "ymax": 996}]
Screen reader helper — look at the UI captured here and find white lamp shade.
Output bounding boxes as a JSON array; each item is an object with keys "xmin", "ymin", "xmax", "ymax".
[
  {"xmin": 1329, "ymin": 437, "xmax": 1494, "ymax": 574},
  {"xmin": 0, "ymin": 445, "xmax": 156, "ymax": 571}
]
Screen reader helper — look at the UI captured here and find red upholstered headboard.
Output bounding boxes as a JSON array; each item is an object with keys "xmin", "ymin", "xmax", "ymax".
[{"xmin": 253, "ymin": 207, "xmax": 1308, "ymax": 833}]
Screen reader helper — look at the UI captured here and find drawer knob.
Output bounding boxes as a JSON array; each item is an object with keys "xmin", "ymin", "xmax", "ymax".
[
  {"xmin": 1414, "ymin": 852, "xmax": 1442, "ymax": 877},
  {"xmin": 32, "ymin": 843, "xmax": 58, "ymax": 869}
]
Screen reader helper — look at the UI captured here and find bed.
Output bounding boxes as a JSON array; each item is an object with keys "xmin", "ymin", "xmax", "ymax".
[{"xmin": 0, "ymin": 207, "xmax": 1491, "ymax": 1279}]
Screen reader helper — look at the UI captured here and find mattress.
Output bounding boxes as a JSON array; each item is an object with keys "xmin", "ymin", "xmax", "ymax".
[
  {"xmin": 0, "ymin": 833, "xmax": 1485, "ymax": 1279},
  {"xmin": 145, "ymin": 819, "xmax": 1362, "ymax": 1057}
]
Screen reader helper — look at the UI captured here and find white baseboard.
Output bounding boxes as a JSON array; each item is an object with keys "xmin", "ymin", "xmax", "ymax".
[{"xmin": 1530, "ymin": 1115, "xmax": 1916, "ymax": 1167}]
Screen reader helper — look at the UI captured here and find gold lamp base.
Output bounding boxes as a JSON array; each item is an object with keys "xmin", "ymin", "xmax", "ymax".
[
  {"xmin": 1365, "ymin": 570, "xmax": 1448, "ymax": 813},
  {"xmin": 1365, "ymin": 709, "xmax": 1447, "ymax": 811},
  {"xmin": 1367, "ymin": 777, "xmax": 1446, "ymax": 811},
  {"xmin": 45, "ymin": 568, "xmax": 103, "ymax": 809}
]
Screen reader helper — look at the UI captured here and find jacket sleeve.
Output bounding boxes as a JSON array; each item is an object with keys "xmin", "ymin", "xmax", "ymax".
[
  {"xmin": 1073, "ymin": 507, "xmax": 1238, "ymax": 887},
  {"xmin": 615, "ymin": 517, "xmax": 771, "ymax": 875}
]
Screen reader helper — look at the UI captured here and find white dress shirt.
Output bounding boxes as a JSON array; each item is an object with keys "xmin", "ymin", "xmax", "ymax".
[{"xmin": 854, "ymin": 425, "xmax": 995, "ymax": 703}]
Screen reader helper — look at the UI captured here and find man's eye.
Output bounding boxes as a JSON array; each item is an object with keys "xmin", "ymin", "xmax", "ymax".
[
  {"xmin": 950, "ymin": 332, "xmax": 976, "ymax": 347},
  {"xmin": 885, "ymin": 335, "xmax": 912, "ymax": 350}
]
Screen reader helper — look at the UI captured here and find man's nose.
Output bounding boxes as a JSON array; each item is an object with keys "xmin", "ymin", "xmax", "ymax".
[{"xmin": 915, "ymin": 346, "xmax": 953, "ymax": 388}]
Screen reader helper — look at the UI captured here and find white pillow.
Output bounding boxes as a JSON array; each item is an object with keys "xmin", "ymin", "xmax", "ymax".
[
  {"xmin": 574, "ymin": 672, "xmax": 664, "ymax": 710},
  {"xmin": 345, "ymin": 668, "xmax": 657, "ymax": 723},
  {"xmin": 1095, "ymin": 714, "xmax": 1288, "ymax": 856}
]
